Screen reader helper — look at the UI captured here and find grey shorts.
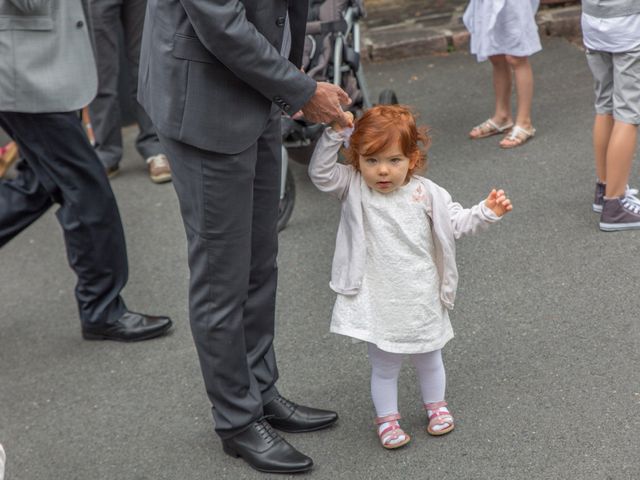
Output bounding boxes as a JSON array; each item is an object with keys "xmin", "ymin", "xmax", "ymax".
[{"xmin": 586, "ymin": 46, "xmax": 640, "ymax": 125}]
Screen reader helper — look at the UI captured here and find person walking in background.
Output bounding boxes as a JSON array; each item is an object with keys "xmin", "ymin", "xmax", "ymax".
[
  {"xmin": 88, "ymin": 0, "xmax": 170, "ymax": 183},
  {"xmin": 308, "ymin": 105, "xmax": 512, "ymax": 449},
  {"xmin": 582, "ymin": 0, "xmax": 640, "ymax": 231},
  {"xmin": 464, "ymin": 0, "xmax": 541, "ymax": 148},
  {"xmin": 0, "ymin": 0, "xmax": 172, "ymax": 341},
  {"xmin": 139, "ymin": 0, "xmax": 351, "ymax": 473}
]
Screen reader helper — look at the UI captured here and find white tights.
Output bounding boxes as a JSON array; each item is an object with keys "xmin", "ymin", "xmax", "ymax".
[{"xmin": 367, "ymin": 343, "xmax": 446, "ymax": 417}]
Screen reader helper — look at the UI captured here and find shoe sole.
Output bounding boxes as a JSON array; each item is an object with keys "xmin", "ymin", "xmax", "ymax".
[
  {"xmin": 599, "ymin": 221, "xmax": 640, "ymax": 232},
  {"xmin": 592, "ymin": 203, "xmax": 602, "ymax": 213},
  {"xmin": 82, "ymin": 323, "xmax": 172, "ymax": 342},
  {"xmin": 427, "ymin": 424, "xmax": 455, "ymax": 436},
  {"xmin": 150, "ymin": 173, "xmax": 172, "ymax": 184},
  {"xmin": 268, "ymin": 417, "xmax": 338, "ymax": 433},
  {"xmin": 222, "ymin": 445, "xmax": 313, "ymax": 474},
  {"xmin": 382, "ymin": 434, "xmax": 411, "ymax": 450}
]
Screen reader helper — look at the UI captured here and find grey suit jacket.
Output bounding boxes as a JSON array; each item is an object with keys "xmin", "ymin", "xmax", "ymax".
[
  {"xmin": 0, "ymin": 0, "xmax": 97, "ymax": 113},
  {"xmin": 138, "ymin": 0, "xmax": 317, "ymax": 154}
]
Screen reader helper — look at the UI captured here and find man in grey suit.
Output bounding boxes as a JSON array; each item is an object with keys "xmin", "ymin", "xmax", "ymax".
[
  {"xmin": 0, "ymin": 0, "xmax": 172, "ymax": 341},
  {"xmin": 139, "ymin": 0, "xmax": 351, "ymax": 473}
]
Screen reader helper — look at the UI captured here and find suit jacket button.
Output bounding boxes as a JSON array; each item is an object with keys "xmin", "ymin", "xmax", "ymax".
[
  {"xmin": 276, "ymin": 16, "xmax": 286, "ymax": 27},
  {"xmin": 76, "ymin": 20, "xmax": 84, "ymax": 28}
]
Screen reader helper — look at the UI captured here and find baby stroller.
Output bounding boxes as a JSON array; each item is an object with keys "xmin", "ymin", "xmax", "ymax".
[{"xmin": 277, "ymin": 0, "xmax": 397, "ymax": 231}]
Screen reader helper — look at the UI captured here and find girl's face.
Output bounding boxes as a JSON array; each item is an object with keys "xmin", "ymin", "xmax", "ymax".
[{"xmin": 358, "ymin": 142, "xmax": 416, "ymax": 194}]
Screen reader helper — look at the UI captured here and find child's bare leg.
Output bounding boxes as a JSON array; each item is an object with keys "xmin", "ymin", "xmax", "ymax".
[
  {"xmin": 604, "ymin": 121, "xmax": 638, "ymax": 198},
  {"xmin": 490, "ymin": 54, "xmax": 512, "ymax": 125},
  {"xmin": 506, "ymin": 55, "xmax": 534, "ymax": 130},
  {"xmin": 593, "ymin": 114, "xmax": 614, "ymax": 183},
  {"xmin": 469, "ymin": 55, "xmax": 512, "ymax": 138}
]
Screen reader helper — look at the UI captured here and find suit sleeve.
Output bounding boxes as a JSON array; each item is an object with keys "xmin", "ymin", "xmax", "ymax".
[{"xmin": 178, "ymin": 0, "xmax": 317, "ymax": 114}]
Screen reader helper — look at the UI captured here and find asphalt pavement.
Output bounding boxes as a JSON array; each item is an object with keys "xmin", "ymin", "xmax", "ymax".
[{"xmin": 1, "ymin": 37, "xmax": 639, "ymax": 480}]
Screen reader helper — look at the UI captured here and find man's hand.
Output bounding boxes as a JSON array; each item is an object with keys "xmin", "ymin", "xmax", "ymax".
[
  {"xmin": 484, "ymin": 189, "xmax": 513, "ymax": 217},
  {"xmin": 301, "ymin": 82, "xmax": 352, "ymax": 128}
]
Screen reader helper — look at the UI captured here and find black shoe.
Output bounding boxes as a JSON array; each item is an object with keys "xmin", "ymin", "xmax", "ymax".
[
  {"xmin": 222, "ymin": 419, "xmax": 313, "ymax": 474},
  {"xmin": 82, "ymin": 311, "xmax": 172, "ymax": 342},
  {"xmin": 264, "ymin": 394, "xmax": 338, "ymax": 433}
]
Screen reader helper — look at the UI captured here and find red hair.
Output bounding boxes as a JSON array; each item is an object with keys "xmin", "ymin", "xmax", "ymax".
[{"xmin": 345, "ymin": 104, "xmax": 430, "ymax": 177}]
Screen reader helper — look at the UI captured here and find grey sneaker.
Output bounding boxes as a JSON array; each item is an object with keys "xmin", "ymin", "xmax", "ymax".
[
  {"xmin": 146, "ymin": 154, "xmax": 172, "ymax": 184},
  {"xmin": 599, "ymin": 196, "xmax": 640, "ymax": 231},
  {"xmin": 593, "ymin": 181, "xmax": 640, "ymax": 213}
]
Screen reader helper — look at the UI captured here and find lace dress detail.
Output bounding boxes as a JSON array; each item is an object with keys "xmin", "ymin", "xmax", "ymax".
[{"xmin": 330, "ymin": 177, "xmax": 454, "ymax": 354}]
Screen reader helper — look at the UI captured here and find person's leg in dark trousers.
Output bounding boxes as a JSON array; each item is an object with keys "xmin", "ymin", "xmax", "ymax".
[
  {"xmin": 89, "ymin": 0, "xmax": 161, "ymax": 169},
  {"xmin": 158, "ymin": 108, "xmax": 282, "ymax": 439},
  {"xmin": 0, "ymin": 160, "xmax": 54, "ymax": 244},
  {"xmin": 121, "ymin": 0, "xmax": 162, "ymax": 160},
  {"xmin": 88, "ymin": 0, "xmax": 125, "ymax": 170},
  {"xmin": 0, "ymin": 112, "xmax": 128, "ymax": 326}
]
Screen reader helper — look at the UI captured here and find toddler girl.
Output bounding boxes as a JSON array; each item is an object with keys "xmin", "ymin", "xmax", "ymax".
[
  {"xmin": 463, "ymin": 0, "xmax": 541, "ymax": 148},
  {"xmin": 308, "ymin": 105, "xmax": 512, "ymax": 449}
]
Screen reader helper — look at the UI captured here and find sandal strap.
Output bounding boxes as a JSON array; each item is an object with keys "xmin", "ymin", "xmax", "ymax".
[
  {"xmin": 380, "ymin": 428, "xmax": 407, "ymax": 445},
  {"xmin": 474, "ymin": 118, "xmax": 513, "ymax": 133},
  {"xmin": 424, "ymin": 401, "xmax": 448, "ymax": 411},
  {"xmin": 375, "ymin": 413, "xmax": 401, "ymax": 424},
  {"xmin": 504, "ymin": 125, "xmax": 535, "ymax": 141},
  {"xmin": 429, "ymin": 411, "xmax": 453, "ymax": 423}
]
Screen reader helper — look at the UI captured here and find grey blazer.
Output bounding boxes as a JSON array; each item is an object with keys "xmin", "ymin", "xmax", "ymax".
[
  {"xmin": 0, "ymin": 0, "xmax": 97, "ymax": 113},
  {"xmin": 138, "ymin": 0, "xmax": 317, "ymax": 154}
]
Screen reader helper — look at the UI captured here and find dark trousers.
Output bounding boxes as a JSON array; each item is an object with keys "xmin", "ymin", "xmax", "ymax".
[
  {"xmin": 0, "ymin": 111, "xmax": 128, "ymax": 326},
  {"xmin": 158, "ymin": 108, "xmax": 282, "ymax": 439},
  {"xmin": 88, "ymin": 0, "xmax": 161, "ymax": 168}
]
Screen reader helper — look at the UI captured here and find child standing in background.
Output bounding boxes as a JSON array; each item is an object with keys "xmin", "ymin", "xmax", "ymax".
[
  {"xmin": 308, "ymin": 105, "xmax": 512, "ymax": 449},
  {"xmin": 582, "ymin": 0, "xmax": 640, "ymax": 231},
  {"xmin": 464, "ymin": 0, "xmax": 541, "ymax": 148}
]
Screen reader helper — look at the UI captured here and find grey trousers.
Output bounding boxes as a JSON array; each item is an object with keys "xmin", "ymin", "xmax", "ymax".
[
  {"xmin": 88, "ymin": 0, "xmax": 161, "ymax": 169},
  {"xmin": 158, "ymin": 108, "xmax": 282, "ymax": 439}
]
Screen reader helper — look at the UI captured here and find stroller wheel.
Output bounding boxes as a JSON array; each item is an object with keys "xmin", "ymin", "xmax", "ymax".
[
  {"xmin": 278, "ymin": 167, "xmax": 296, "ymax": 232},
  {"xmin": 378, "ymin": 89, "xmax": 398, "ymax": 105}
]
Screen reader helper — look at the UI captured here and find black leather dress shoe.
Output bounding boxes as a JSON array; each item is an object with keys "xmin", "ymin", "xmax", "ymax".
[
  {"xmin": 264, "ymin": 394, "xmax": 338, "ymax": 433},
  {"xmin": 82, "ymin": 311, "xmax": 172, "ymax": 342},
  {"xmin": 222, "ymin": 419, "xmax": 313, "ymax": 474}
]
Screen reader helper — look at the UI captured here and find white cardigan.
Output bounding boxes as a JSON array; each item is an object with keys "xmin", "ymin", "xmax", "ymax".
[{"xmin": 308, "ymin": 128, "xmax": 501, "ymax": 309}]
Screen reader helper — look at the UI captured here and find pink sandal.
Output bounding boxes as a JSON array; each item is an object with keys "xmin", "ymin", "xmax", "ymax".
[
  {"xmin": 424, "ymin": 401, "xmax": 454, "ymax": 436},
  {"xmin": 375, "ymin": 413, "xmax": 411, "ymax": 449}
]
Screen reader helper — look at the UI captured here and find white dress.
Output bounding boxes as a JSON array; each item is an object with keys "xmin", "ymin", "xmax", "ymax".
[
  {"xmin": 330, "ymin": 177, "xmax": 454, "ymax": 354},
  {"xmin": 463, "ymin": 0, "xmax": 542, "ymax": 62}
]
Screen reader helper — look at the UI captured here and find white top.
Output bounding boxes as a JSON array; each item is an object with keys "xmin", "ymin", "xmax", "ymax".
[
  {"xmin": 463, "ymin": 0, "xmax": 542, "ymax": 62},
  {"xmin": 581, "ymin": 12, "xmax": 640, "ymax": 52},
  {"xmin": 330, "ymin": 177, "xmax": 454, "ymax": 354}
]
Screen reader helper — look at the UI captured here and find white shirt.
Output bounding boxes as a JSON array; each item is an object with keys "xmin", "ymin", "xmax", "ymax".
[{"xmin": 582, "ymin": 12, "xmax": 640, "ymax": 52}]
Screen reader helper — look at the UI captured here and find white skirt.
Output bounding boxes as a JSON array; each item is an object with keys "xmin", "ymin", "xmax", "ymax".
[{"xmin": 463, "ymin": 0, "xmax": 542, "ymax": 62}]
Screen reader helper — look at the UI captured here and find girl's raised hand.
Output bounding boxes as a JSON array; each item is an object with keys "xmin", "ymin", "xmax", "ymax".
[{"xmin": 485, "ymin": 189, "xmax": 513, "ymax": 217}]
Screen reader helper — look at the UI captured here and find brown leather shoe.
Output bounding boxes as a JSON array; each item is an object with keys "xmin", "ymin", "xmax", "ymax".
[{"xmin": 146, "ymin": 154, "xmax": 172, "ymax": 183}]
